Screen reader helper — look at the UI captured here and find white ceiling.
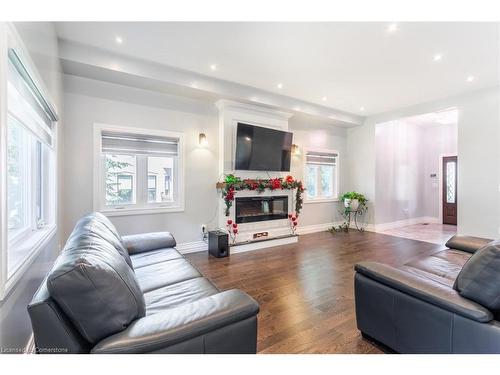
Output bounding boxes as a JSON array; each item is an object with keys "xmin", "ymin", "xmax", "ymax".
[
  {"xmin": 55, "ymin": 22, "xmax": 499, "ymax": 116},
  {"xmin": 404, "ymin": 108, "xmax": 458, "ymax": 127}
]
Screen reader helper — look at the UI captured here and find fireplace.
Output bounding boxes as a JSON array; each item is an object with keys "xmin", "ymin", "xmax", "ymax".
[{"xmin": 235, "ymin": 195, "xmax": 288, "ymax": 224}]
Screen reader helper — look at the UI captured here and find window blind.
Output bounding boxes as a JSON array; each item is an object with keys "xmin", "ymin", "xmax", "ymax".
[
  {"xmin": 101, "ymin": 131, "xmax": 179, "ymax": 156},
  {"xmin": 306, "ymin": 151, "xmax": 337, "ymax": 165},
  {"xmin": 7, "ymin": 49, "xmax": 57, "ymax": 147}
]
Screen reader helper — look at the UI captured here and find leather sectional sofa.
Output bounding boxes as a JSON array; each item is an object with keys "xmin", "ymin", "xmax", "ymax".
[
  {"xmin": 28, "ymin": 212, "xmax": 259, "ymax": 354},
  {"xmin": 355, "ymin": 235, "xmax": 500, "ymax": 353}
]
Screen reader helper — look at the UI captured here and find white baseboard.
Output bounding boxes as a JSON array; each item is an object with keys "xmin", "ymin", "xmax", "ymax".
[
  {"xmin": 176, "ymin": 241, "xmax": 208, "ymax": 254},
  {"xmin": 176, "ymin": 217, "xmax": 440, "ymax": 255},
  {"xmin": 231, "ymin": 235, "xmax": 298, "ymax": 254},
  {"xmin": 373, "ymin": 216, "xmax": 439, "ymax": 232},
  {"xmin": 176, "ymin": 222, "xmax": 343, "ymax": 255},
  {"xmin": 296, "ymin": 222, "xmax": 340, "ymax": 235}
]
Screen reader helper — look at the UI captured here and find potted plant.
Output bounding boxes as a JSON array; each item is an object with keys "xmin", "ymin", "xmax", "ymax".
[{"xmin": 341, "ymin": 191, "xmax": 367, "ymax": 212}]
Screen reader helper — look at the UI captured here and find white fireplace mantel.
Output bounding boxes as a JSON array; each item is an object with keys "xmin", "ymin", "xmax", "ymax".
[{"xmin": 215, "ymin": 100, "xmax": 299, "ymax": 251}]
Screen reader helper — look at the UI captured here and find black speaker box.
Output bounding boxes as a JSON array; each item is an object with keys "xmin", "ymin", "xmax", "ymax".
[{"xmin": 208, "ymin": 230, "xmax": 229, "ymax": 258}]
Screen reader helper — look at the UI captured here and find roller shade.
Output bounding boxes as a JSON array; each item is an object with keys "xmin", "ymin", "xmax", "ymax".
[
  {"xmin": 7, "ymin": 49, "xmax": 57, "ymax": 147},
  {"xmin": 306, "ymin": 151, "xmax": 337, "ymax": 165},
  {"xmin": 101, "ymin": 131, "xmax": 179, "ymax": 156}
]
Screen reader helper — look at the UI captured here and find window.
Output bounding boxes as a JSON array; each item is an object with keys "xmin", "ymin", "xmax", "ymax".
[
  {"xmin": 105, "ymin": 154, "xmax": 136, "ymax": 205},
  {"xmin": 95, "ymin": 125, "xmax": 184, "ymax": 215},
  {"xmin": 2, "ymin": 46, "xmax": 58, "ymax": 288},
  {"xmin": 148, "ymin": 157, "xmax": 173, "ymax": 203},
  {"xmin": 304, "ymin": 149, "xmax": 339, "ymax": 202},
  {"xmin": 147, "ymin": 175, "xmax": 157, "ymax": 201}
]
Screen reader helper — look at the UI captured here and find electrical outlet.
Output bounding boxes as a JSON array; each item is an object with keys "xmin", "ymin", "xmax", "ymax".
[{"xmin": 201, "ymin": 224, "xmax": 208, "ymax": 241}]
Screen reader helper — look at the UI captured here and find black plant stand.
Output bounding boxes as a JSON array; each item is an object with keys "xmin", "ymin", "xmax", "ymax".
[{"xmin": 330, "ymin": 208, "xmax": 365, "ymax": 232}]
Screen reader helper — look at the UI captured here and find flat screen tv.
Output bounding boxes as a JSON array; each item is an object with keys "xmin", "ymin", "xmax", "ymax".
[{"xmin": 234, "ymin": 123, "xmax": 293, "ymax": 172}]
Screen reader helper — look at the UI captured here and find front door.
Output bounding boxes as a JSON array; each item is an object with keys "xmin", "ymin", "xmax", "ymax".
[{"xmin": 442, "ymin": 156, "xmax": 457, "ymax": 225}]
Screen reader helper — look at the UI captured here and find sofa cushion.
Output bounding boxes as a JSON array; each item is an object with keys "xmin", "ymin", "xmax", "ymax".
[
  {"xmin": 47, "ymin": 232, "xmax": 146, "ymax": 344},
  {"xmin": 130, "ymin": 248, "xmax": 183, "ymax": 269},
  {"xmin": 122, "ymin": 232, "xmax": 177, "ymax": 255},
  {"xmin": 454, "ymin": 239, "xmax": 500, "ymax": 317},
  {"xmin": 135, "ymin": 258, "xmax": 201, "ymax": 293},
  {"xmin": 144, "ymin": 278, "xmax": 219, "ymax": 315},
  {"xmin": 401, "ymin": 249, "xmax": 471, "ymax": 288},
  {"xmin": 68, "ymin": 212, "xmax": 133, "ymax": 270},
  {"xmin": 445, "ymin": 235, "xmax": 493, "ymax": 254}
]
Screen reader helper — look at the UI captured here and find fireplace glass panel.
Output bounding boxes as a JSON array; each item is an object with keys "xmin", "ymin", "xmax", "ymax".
[{"xmin": 235, "ymin": 196, "xmax": 288, "ymax": 224}]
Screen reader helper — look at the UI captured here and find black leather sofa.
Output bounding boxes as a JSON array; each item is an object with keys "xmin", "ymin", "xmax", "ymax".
[
  {"xmin": 28, "ymin": 212, "xmax": 259, "ymax": 354},
  {"xmin": 354, "ymin": 235, "xmax": 500, "ymax": 353}
]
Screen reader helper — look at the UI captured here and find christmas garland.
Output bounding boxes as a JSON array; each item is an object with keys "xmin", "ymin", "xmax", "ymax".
[{"xmin": 220, "ymin": 174, "xmax": 304, "ymax": 217}]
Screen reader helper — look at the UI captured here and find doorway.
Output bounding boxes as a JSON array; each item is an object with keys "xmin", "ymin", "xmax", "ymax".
[
  {"xmin": 375, "ymin": 108, "xmax": 458, "ymax": 245},
  {"xmin": 442, "ymin": 156, "xmax": 457, "ymax": 225}
]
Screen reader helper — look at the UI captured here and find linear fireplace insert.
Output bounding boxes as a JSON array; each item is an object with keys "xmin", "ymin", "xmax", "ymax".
[{"xmin": 235, "ymin": 195, "xmax": 288, "ymax": 224}]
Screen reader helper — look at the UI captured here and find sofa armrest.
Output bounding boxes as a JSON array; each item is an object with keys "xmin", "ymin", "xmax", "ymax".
[
  {"xmin": 445, "ymin": 235, "xmax": 492, "ymax": 254},
  {"xmin": 91, "ymin": 290, "xmax": 260, "ymax": 354},
  {"xmin": 355, "ymin": 262, "xmax": 493, "ymax": 323},
  {"xmin": 122, "ymin": 232, "xmax": 176, "ymax": 255}
]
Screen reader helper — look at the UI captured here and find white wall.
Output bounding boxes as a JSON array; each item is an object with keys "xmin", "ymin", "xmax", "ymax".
[
  {"xmin": 375, "ymin": 120, "xmax": 423, "ymax": 224},
  {"xmin": 347, "ymin": 86, "xmax": 500, "ymax": 238},
  {"xmin": 62, "ymin": 74, "xmax": 220, "ymax": 244}
]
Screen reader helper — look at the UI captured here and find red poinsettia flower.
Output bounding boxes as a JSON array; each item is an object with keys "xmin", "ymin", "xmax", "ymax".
[
  {"xmin": 225, "ymin": 187, "xmax": 235, "ymax": 201},
  {"xmin": 285, "ymin": 175, "xmax": 294, "ymax": 184},
  {"xmin": 244, "ymin": 179, "xmax": 258, "ymax": 190},
  {"xmin": 269, "ymin": 178, "xmax": 282, "ymax": 190},
  {"xmin": 227, "ymin": 219, "xmax": 233, "ymax": 225}
]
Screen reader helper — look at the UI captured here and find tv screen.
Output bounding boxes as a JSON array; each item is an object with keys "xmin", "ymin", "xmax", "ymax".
[{"xmin": 235, "ymin": 123, "xmax": 293, "ymax": 172}]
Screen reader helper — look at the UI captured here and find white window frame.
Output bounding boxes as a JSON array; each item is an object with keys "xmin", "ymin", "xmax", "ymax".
[
  {"xmin": 0, "ymin": 23, "xmax": 58, "ymax": 301},
  {"xmin": 93, "ymin": 123, "xmax": 185, "ymax": 216},
  {"xmin": 303, "ymin": 147, "xmax": 340, "ymax": 204}
]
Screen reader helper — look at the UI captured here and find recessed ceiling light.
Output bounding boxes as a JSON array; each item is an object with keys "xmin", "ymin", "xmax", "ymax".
[
  {"xmin": 360, "ymin": 106, "xmax": 365, "ymax": 112},
  {"xmin": 322, "ymin": 96, "xmax": 327, "ymax": 102},
  {"xmin": 466, "ymin": 75, "xmax": 475, "ymax": 82},
  {"xmin": 277, "ymin": 83, "xmax": 283, "ymax": 89},
  {"xmin": 115, "ymin": 36, "xmax": 123, "ymax": 44},
  {"xmin": 433, "ymin": 54, "xmax": 443, "ymax": 62},
  {"xmin": 210, "ymin": 64, "xmax": 217, "ymax": 71},
  {"xmin": 387, "ymin": 23, "xmax": 399, "ymax": 33}
]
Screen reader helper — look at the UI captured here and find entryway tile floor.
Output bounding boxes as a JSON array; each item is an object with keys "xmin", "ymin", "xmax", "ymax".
[{"xmin": 381, "ymin": 223, "xmax": 457, "ymax": 245}]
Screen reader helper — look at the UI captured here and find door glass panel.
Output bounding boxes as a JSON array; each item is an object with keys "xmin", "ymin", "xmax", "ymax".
[{"xmin": 446, "ymin": 161, "xmax": 456, "ymax": 204}]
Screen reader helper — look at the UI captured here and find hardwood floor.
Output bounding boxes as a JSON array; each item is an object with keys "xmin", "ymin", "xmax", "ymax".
[{"xmin": 186, "ymin": 230, "xmax": 444, "ymax": 354}]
